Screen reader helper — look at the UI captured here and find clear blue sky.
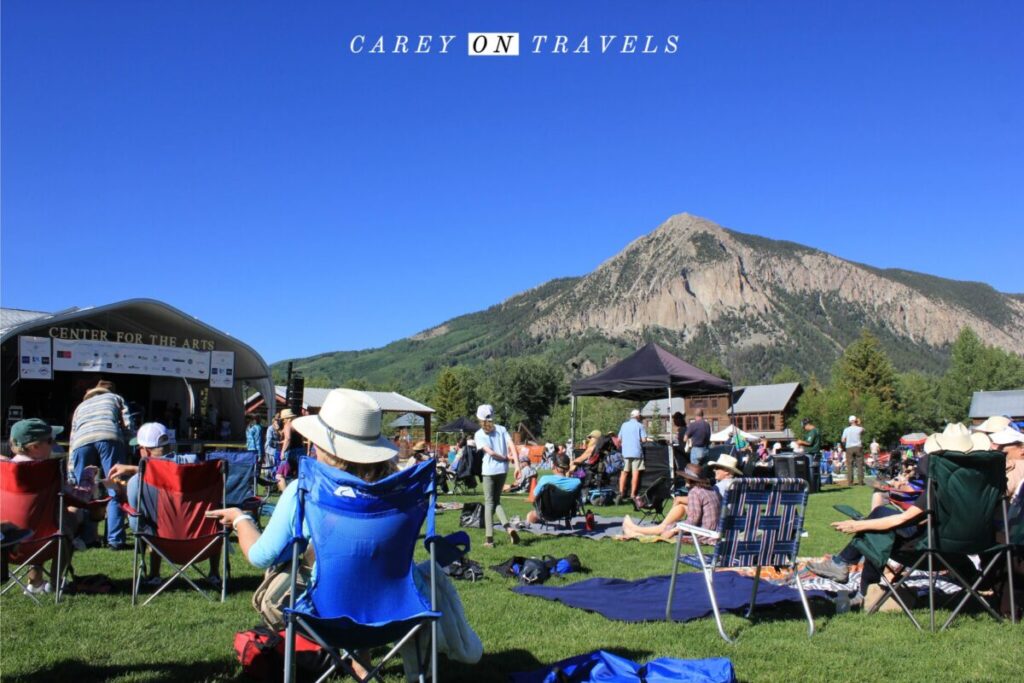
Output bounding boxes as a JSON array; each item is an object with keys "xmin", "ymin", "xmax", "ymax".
[{"xmin": 3, "ymin": 1, "xmax": 1021, "ymax": 363}]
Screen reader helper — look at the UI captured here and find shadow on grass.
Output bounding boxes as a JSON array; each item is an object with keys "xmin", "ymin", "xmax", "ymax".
[{"xmin": 4, "ymin": 658, "xmax": 236, "ymax": 683}]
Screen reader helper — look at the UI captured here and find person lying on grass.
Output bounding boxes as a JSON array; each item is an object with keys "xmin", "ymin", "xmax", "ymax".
[{"xmin": 621, "ymin": 463, "xmax": 720, "ymax": 543}]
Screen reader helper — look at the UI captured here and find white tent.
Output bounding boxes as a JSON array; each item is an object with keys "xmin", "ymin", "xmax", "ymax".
[{"xmin": 710, "ymin": 425, "xmax": 759, "ymax": 443}]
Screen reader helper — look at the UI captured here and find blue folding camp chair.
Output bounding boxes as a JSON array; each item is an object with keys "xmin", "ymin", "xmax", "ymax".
[
  {"xmin": 207, "ymin": 451, "xmax": 264, "ymax": 522},
  {"xmin": 283, "ymin": 458, "xmax": 444, "ymax": 683},
  {"xmin": 666, "ymin": 478, "xmax": 814, "ymax": 643}
]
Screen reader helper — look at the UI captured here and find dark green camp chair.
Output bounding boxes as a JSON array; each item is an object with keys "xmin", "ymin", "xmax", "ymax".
[{"xmin": 852, "ymin": 450, "xmax": 1015, "ymax": 631}]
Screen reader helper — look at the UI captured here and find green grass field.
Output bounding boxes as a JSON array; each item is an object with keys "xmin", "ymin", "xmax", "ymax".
[{"xmin": 1, "ymin": 484, "xmax": 1019, "ymax": 682}]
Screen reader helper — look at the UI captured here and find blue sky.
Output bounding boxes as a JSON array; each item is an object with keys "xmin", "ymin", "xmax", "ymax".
[{"xmin": 3, "ymin": 1, "xmax": 1021, "ymax": 363}]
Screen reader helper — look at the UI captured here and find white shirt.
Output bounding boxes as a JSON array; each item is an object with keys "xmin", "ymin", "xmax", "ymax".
[
  {"xmin": 474, "ymin": 424, "xmax": 514, "ymax": 476},
  {"xmin": 870, "ymin": 440, "xmax": 880, "ymax": 455},
  {"xmin": 842, "ymin": 425, "xmax": 864, "ymax": 448}
]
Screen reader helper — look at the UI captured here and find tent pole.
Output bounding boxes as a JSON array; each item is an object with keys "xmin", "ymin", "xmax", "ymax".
[
  {"xmin": 727, "ymin": 383, "xmax": 737, "ymax": 457},
  {"xmin": 569, "ymin": 395, "xmax": 577, "ymax": 451},
  {"xmin": 667, "ymin": 386, "xmax": 674, "ymax": 480}
]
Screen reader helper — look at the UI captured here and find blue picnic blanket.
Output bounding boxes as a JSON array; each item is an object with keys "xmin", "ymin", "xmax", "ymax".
[
  {"xmin": 513, "ymin": 572, "xmax": 827, "ymax": 623},
  {"xmin": 510, "ymin": 650, "xmax": 736, "ymax": 683}
]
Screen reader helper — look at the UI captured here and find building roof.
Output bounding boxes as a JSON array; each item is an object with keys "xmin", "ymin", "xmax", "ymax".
[
  {"xmin": 969, "ymin": 389, "xmax": 1024, "ymax": 419},
  {"xmin": 640, "ymin": 397, "xmax": 686, "ymax": 418},
  {"xmin": 731, "ymin": 383, "xmax": 801, "ymax": 414},
  {"xmin": 268, "ymin": 386, "xmax": 434, "ymax": 414},
  {"xmin": 0, "ymin": 307, "xmax": 64, "ymax": 337}
]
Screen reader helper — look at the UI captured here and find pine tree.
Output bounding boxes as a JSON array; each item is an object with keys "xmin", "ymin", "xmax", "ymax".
[
  {"xmin": 431, "ymin": 368, "xmax": 467, "ymax": 427},
  {"xmin": 833, "ymin": 330, "xmax": 898, "ymax": 408}
]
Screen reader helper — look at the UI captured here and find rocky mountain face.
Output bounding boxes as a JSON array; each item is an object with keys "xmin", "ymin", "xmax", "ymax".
[{"xmin": 277, "ymin": 213, "xmax": 1024, "ymax": 388}]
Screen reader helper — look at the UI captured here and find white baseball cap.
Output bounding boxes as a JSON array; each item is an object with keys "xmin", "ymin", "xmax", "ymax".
[
  {"xmin": 131, "ymin": 422, "xmax": 172, "ymax": 448},
  {"xmin": 630, "ymin": 409, "xmax": 641, "ymax": 418},
  {"xmin": 848, "ymin": 415, "xmax": 857, "ymax": 423},
  {"xmin": 476, "ymin": 404, "xmax": 494, "ymax": 421}
]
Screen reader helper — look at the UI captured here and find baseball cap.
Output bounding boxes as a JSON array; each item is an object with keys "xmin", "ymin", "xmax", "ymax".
[
  {"xmin": 630, "ymin": 409, "xmax": 641, "ymax": 418},
  {"xmin": 476, "ymin": 404, "xmax": 494, "ymax": 421},
  {"xmin": 10, "ymin": 418, "xmax": 55, "ymax": 448},
  {"xmin": 130, "ymin": 422, "xmax": 172, "ymax": 448},
  {"xmin": 848, "ymin": 415, "xmax": 857, "ymax": 423}
]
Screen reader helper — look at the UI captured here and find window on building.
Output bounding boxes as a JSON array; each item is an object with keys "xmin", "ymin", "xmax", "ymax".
[
  {"xmin": 711, "ymin": 398, "xmax": 719, "ymax": 408},
  {"xmin": 712, "ymin": 419, "xmax": 719, "ymax": 431},
  {"xmin": 749, "ymin": 415, "xmax": 760, "ymax": 431}
]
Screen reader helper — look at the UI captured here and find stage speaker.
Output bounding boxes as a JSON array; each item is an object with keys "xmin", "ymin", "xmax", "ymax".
[{"xmin": 287, "ymin": 374, "xmax": 304, "ymax": 415}]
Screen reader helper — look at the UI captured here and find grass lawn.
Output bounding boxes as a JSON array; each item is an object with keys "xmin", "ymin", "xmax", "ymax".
[{"xmin": 1, "ymin": 483, "xmax": 1019, "ymax": 682}]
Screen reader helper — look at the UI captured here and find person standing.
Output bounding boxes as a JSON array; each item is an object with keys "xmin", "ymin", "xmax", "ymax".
[
  {"xmin": 276, "ymin": 409, "xmax": 303, "ymax": 492},
  {"xmin": 69, "ymin": 380, "xmax": 131, "ymax": 549},
  {"xmin": 264, "ymin": 412, "xmax": 282, "ymax": 468},
  {"xmin": 246, "ymin": 414, "xmax": 265, "ymax": 462},
  {"xmin": 683, "ymin": 409, "xmax": 712, "ymax": 465},
  {"xmin": 796, "ymin": 417, "xmax": 822, "ymax": 493},
  {"xmin": 842, "ymin": 415, "xmax": 866, "ymax": 486},
  {"xmin": 617, "ymin": 409, "xmax": 647, "ymax": 504},
  {"xmin": 473, "ymin": 404, "xmax": 520, "ymax": 548}
]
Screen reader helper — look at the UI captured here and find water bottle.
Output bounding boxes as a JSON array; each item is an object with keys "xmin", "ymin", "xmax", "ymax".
[
  {"xmin": 584, "ymin": 510, "xmax": 596, "ymax": 531},
  {"xmin": 835, "ymin": 591, "xmax": 850, "ymax": 615}
]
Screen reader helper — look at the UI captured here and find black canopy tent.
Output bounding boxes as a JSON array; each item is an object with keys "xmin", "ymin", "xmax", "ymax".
[
  {"xmin": 436, "ymin": 416, "xmax": 480, "ymax": 434},
  {"xmin": 569, "ymin": 342, "xmax": 732, "ymax": 479}
]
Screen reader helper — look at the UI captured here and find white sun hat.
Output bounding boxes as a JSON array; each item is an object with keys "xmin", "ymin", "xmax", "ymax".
[
  {"xmin": 291, "ymin": 389, "xmax": 398, "ymax": 464},
  {"xmin": 991, "ymin": 427, "xmax": 1024, "ymax": 446}
]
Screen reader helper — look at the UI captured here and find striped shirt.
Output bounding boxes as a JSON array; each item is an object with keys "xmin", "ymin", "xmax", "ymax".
[{"xmin": 70, "ymin": 392, "xmax": 129, "ymax": 452}]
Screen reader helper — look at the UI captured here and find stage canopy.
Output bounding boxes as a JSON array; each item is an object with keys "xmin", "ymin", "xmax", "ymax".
[{"xmin": 570, "ymin": 342, "xmax": 730, "ymax": 401}]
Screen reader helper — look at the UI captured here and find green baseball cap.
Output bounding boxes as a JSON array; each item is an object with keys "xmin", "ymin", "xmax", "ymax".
[{"xmin": 10, "ymin": 418, "xmax": 57, "ymax": 448}]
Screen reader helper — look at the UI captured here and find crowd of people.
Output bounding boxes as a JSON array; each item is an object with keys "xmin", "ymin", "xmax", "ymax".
[{"xmin": 3, "ymin": 378, "xmax": 1022, "ymax": 655}]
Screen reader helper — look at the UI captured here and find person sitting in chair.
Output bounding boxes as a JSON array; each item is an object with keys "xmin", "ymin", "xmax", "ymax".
[
  {"xmin": 207, "ymin": 389, "xmax": 481, "ymax": 679},
  {"xmin": 107, "ymin": 422, "xmax": 222, "ymax": 589},
  {"xmin": 526, "ymin": 453, "xmax": 582, "ymax": 525},
  {"xmin": 621, "ymin": 463, "xmax": 720, "ymax": 542},
  {"xmin": 708, "ymin": 454, "xmax": 742, "ymax": 497},
  {"xmin": 504, "ymin": 455, "xmax": 536, "ymax": 493}
]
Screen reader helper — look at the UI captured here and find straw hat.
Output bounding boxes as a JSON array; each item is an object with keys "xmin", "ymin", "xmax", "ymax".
[
  {"xmin": 923, "ymin": 423, "xmax": 973, "ymax": 454},
  {"xmin": 291, "ymin": 389, "xmax": 398, "ymax": 464},
  {"xmin": 280, "ymin": 408, "xmax": 299, "ymax": 421},
  {"xmin": 587, "ymin": 429, "xmax": 603, "ymax": 440},
  {"xmin": 974, "ymin": 416, "xmax": 1012, "ymax": 434},
  {"xmin": 709, "ymin": 454, "xmax": 742, "ymax": 476},
  {"xmin": 412, "ymin": 440, "xmax": 428, "ymax": 453}
]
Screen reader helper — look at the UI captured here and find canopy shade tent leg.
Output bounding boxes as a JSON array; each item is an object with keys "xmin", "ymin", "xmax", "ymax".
[
  {"xmin": 667, "ymin": 386, "xmax": 674, "ymax": 480},
  {"xmin": 569, "ymin": 395, "xmax": 577, "ymax": 450}
]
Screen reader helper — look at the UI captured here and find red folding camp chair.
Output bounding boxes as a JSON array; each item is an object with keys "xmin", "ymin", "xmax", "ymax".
[
  {"xmin": 123, "ymin": 458, "xmax": 228, "ymax": 606},
  {"xmin": 0, "ymin": 458, "xmax": 71, "ymax": 604}
]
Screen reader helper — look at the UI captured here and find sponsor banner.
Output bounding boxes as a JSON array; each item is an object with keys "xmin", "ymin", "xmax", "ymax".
[
  {"xmin": 19, "ymin": 336, "xmax": 53, "ymax": 380},
  {"xmin": 52, "ymin": 339, "xmax": 211, "ymax": 380},
  {"xmin": 209, "ymin": 350, "xmax": 235, "ymax": 388}
]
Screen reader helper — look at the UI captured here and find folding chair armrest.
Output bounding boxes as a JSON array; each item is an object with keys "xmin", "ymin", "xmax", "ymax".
[
  {"xmin": 120, "ymin": 502, "xmax": 140, "ymax": 517},
  {"xmin": 674, "ymin": 522, "xmax": 719, "ymax": 540},
  {"xmin": 67, "ymin": 494, "xmax": 112, "ymax": 510}
]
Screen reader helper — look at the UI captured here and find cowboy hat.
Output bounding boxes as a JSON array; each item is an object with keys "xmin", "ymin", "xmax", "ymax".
[
  {"xmin": 291, "ymin": 389, "xmax": 398, "ymax": 464},
  {"xmin": 974, "ymin": 416, "xmax": 1012, "ymax": 434},
  {"xmin": 709, "ymin": 454, "xmax": 742, "ymax": 476},
  {"xmin": 680, "ymin": 463, "xmax": 710, "ymax": 485},
  {"xmin": 279, "ymin": 408, "xmax": 299, "ymax": 420},
  {"xmin": 970, "ymin": 432, "xmax": 993, "ymax": 451},
  {"xmin": 991, "ymin": 427, "xmax": 1024, "ymax": 446},
  {"xmin": 412, "ymin": 440, "xmax": 428, "ymax": 453},
  {"xmin": 924, "ymin": 423, "xmax": 973, "ymax": 454}
]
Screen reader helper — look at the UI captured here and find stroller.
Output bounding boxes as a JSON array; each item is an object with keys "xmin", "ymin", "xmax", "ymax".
[{"xmin": 577, "ymin": 435, "xmax": 616, "ymax": 490}]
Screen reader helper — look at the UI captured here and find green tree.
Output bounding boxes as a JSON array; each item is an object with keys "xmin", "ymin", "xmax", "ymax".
[
  {"xmin": 833, "ymin": 330, "xmax": 898, "ymax": 408},
  {"xmin": 342, "ymin": 377, "xmax": 371, "ymax": 391},
  {"xmin": 897, "ymin": 372, "xmax": 943, "ymax": 434},
  {"xmin": 771, "ymin": 366, "xmax": 802, "ymax": 384},
  {"xmin": 938, "ymin": 327, "xmax": 1024, "ymax": 422},
  {"xmin": 542, "ymin": 396, "xmax": 634, "ymax": 444},
  {"xmin": 430, "ymin": 368, "xmax": 467, "ymax": 427},
  {"xmin": 476, "ymin": 358, "xmax": 566, "ymax": 433}
]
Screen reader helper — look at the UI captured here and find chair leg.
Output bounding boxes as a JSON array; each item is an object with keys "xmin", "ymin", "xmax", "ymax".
[
  {"xmin": 703, "ymin": 568, "xmax": 733, "ymax": 644},
  {"xmin": 131, "ymin": 536, "xmax": 141, "ymax": 606},
  {"xmin": 745, "ymin": 566, "xmax": 762, "ymax": 619},
  {"xmin": 936, "ymin": 554, "xmax": 1003, "ymax": 628},
  {"xmin": 665, "ymin": 531, "xmax": 684, "ymax": 620},
  {"xmin": 791, "ymin": 565, "xmax": 815, "ymax": 637},
  {"xmin": 872, "ymin": 570, "xmax": 923, "ymax": 630},
  {"xmin": 928, "ymin": 550, "xmax": 936, "ymax": 632},
  {"xmin": 221, "ymin": 533, "xmax": 228, "ymax": 602}
]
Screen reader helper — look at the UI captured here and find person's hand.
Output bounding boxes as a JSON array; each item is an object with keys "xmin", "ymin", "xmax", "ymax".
[
  {"xmin": 832, "ymin": 519, "xmax": 863, "ymax": 535},
  {"xmin": 205, "ymin": 507, "xmax": 244, "ymax": 527},
  {"xmin": 107, "ymin": 463, "xmax": 135, "ymax": 480}
]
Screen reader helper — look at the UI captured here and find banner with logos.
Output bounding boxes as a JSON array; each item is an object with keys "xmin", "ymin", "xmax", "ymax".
[
  {"xmin": 19, "ymin": 336, "xmax": 53, "ymax": 380},
  {"xmin": 52, "ymin": 339, "xmax": 211, "ymax": 380},
  {"xmin": 209, "ymin": 350, "xmax": 235, "ymax": 388}
]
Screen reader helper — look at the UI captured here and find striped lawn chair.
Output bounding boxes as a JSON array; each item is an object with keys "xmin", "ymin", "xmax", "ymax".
[{"xmin": 666, "ymin": 478, "xmax": 814, "ymax": 643}]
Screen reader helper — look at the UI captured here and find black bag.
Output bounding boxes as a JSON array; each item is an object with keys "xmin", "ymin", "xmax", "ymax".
[
  {"xmin": 459, "ymin": 502, "xmax": 484, "ymax": 528},
  {"xmin": 520, "ymin": 557, "xmax": 551, "ymax": 585},
  {"xmin": 445, "ymin": 558, "xmax": 484, "ymax": 582},
  {"xmin": 490, "ymin": 556, "xmax": 527, "ymax": 578}
]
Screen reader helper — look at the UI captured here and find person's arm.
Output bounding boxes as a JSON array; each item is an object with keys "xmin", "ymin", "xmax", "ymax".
[
  {"xmin": 832, "ymin": 504, "xmax": 925, "ymax": 534},
  {"xmin": 108, "ymin": 463, "xmax": 139, "ymax": 481},
  {"xmin": 569, "ymin": 443, "xmax": 595, "ymax": 470},
  {"xmin": 208, "ymin": 481, "xmax": 298, "ymax": 567}
]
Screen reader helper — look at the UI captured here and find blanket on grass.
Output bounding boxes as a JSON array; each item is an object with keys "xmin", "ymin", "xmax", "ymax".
[
  {"xmin": 510, "ymin": 650, "xmax": 736, "ymax": 683},
  {"xmin": 514, "ymin": 572, "xmax": 827, "ymax": 623},
  {"xmin": 496, "ymin": 515, "xmax": 626, "ymax": 540}
]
